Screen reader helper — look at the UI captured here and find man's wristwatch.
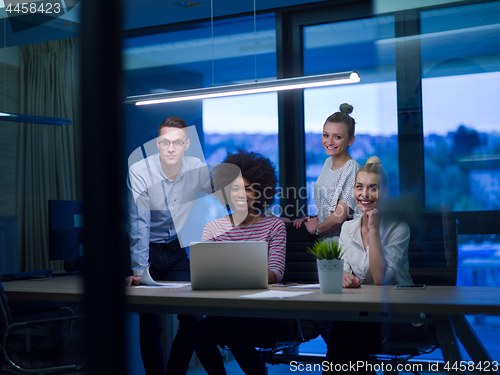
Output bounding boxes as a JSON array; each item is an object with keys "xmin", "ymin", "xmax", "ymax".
[{"xmin": 315, "ymin": 225, "xmax": 319, "ymax": 236}]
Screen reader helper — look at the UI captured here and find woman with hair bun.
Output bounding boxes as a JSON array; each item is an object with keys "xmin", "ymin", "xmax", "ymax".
[
  {"xmin": 293, "ymin": 103, "xmax": 362, "ymax": 346},
  {"xmin": 294, "ymin": 103, "xmax": 361, "ymax": 241},
  {"xmin": 322, "ymin": 156, "xmax": 413, "ymax": 375}
]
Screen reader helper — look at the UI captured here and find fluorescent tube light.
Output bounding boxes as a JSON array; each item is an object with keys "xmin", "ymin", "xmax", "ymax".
[
  {"xmin": 0, "ymin": 111, "xmax": 72, "ymax": 126},
  {"xmin": 125, "ymin": 71, "xmax": 360, "ymax": 106}
]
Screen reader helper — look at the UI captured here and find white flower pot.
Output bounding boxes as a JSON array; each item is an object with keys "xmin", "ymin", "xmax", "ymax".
[{"xmin": 317, "ymin": 259, "xmax": 343, "ymax": 294}]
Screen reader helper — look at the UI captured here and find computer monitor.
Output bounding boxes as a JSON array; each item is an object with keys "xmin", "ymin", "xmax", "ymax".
[{"xmin": 48, "ymin": 200, "xmax": 84, "ymax": 261}]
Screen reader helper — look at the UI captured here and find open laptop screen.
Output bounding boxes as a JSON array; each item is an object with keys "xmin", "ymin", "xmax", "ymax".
[{"xmin": 189, "ymin": 241, "xmax": 268, "ymax": 290}]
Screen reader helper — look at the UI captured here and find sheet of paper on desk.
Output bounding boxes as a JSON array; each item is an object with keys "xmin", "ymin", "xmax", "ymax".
[
  {"xmin": 135, "ymin": 284, "xmax": 188, "ymax": 289},
  {"xmin": 139, "ymin": 264, "xmax": 190, "ymax": 287},
  {"xmin": 240, "ymin": 290, "xmax": 314, "ymax": 299},
  {"xmin": 287, "ymin": 284, "xmax": 320, "ymax": 289}
]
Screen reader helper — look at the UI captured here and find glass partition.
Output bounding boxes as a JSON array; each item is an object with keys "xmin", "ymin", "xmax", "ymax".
[{"xmin": 421, "ymin": 2, "xmax": 500, "ymax": 212}]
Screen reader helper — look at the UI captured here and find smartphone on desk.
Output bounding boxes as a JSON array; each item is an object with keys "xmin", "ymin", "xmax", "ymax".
[{"xmin": 394, "ymin": 284, "xmax": 426, "ymax": 289}]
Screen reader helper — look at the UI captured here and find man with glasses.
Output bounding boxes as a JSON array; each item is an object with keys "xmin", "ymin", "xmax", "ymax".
[{"xmin": 126, "ymin": 116, "xmax": 212, "ymax": 375}]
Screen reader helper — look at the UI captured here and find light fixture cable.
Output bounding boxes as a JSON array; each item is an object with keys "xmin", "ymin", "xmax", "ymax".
[
  {"xmin": 4, "ymin": 18, "xmax": 6, "ymax": 112},
  {"xmin": 211, "ymin": 0, "xmax": 214, "ymax": 87},
  {"xmin": 253, "ymin": 0, "xmax": 257, "ymax": 83}
]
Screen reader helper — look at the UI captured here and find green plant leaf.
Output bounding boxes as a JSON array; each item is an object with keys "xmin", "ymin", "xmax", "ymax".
[{"xmin": 307, "ymin": 238, "xmax": 346, "ymax": 260}]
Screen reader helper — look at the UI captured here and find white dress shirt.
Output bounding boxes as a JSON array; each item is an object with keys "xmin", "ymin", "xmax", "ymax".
[
  {"xmin": 127, "ymin": 154, "xmax": 212, "ymax": 275},
  {"xmin": 340, "ymin": 217, "xmax": 413, "ymax": 285}
]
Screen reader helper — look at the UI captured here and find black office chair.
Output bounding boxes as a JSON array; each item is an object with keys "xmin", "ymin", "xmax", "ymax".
[
  {"xmin": 252, "ymin": 319, "xmax": 319, "ymax": 367},
  {"xmin": 255, "ymin": 223, "xmax": 320, "ymax": 369},
  {"xmin": 281, "ymin": 222, "xmax": 319, "ymax": 284},
  {"xmin": 216, "ymin": 223, "xmax": 320, "ymax": 371},
  {"xmin": 0, "ymin": 282, "xmax": 85, "ymax": 374}
]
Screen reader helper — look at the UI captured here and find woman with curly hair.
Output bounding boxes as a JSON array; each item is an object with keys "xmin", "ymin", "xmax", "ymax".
[{"xmin": 192, "ymin": 150, "xmax": 288, "ymax": 375}]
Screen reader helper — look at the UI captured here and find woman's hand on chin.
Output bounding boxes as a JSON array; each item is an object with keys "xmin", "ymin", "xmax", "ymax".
[{"xmin": 366, "ymin": 208, "xmax": 381, "ymax": 230}]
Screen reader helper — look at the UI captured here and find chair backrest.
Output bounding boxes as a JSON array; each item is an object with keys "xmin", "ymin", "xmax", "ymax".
[
  {"xmin": 0, "ymin": 282, "xmax": 13, "ymax": 361},
  {"xmin": 0, "ymin": 282, "xmax": 85, "ymax": 373},
  {"xmin": 282, "ymin": 223, "xmax": 319, "ymax": 284},
  {"xmin": 0, "ymin": 282, "xmax": 12, "ymax": 331},
  {"xmin": 408, "ymin": 214, "xmax": 459, "ymax": 286},
  {"xmin": 282, "ymin": 213, "xmax": 459, "ymax": 286}
]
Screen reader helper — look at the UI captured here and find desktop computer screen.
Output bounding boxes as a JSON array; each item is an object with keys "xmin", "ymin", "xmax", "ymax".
[{"xmin": 48, "ymin": 200, "xmax": 84, "ymax": 262}]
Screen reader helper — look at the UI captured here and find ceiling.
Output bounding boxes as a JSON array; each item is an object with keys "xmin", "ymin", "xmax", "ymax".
[
  {"xmin": 0, "ymin": 0, "xmax": 329, "ymax": 49},
  {"xmin": 122, "ymin": 0, "xmax": 328, "ymax": 30}
]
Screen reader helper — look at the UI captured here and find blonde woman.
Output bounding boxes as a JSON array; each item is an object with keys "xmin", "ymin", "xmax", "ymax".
[{"xmin": 323, "ymin": 157, "xmax": 415, "ymax": 375}]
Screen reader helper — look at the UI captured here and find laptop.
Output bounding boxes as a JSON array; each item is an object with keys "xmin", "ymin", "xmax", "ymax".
[{"xmin": 189, "ymin": 241, "xmax": 269, "ymax": 290}]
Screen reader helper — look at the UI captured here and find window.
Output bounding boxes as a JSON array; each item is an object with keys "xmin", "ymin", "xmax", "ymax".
[
  {"xmin": 203, "ymin": 93, "xmax": 280, "ymax": 217},
  {"xmin": 123, "ymin": 13, "xmax": 277, "ymax": 158},
  {"xmin": 202, "ymin": 93, "xmax": 279, "ymax": 168},
  {"xmin": 421, "ymin": 2, "xmax": 500, "ymax": 212},
  {"xmin": 457, "ymin": 233, "xmax": 500, "ymax": 287},
  {"xmin": 124, "ymin": 13, "xmax": 277, "ymax": 96}
]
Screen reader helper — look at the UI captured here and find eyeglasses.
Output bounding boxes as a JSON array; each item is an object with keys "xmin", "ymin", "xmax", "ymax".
[{"xmin": 158, "ymin": 139, "xmax": 185, "ymax": 149}]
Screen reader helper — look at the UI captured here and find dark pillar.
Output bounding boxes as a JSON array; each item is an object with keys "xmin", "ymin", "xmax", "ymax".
[{"xmin": 80, "ymin": 0, "xmax": 127, "ymax": 374}]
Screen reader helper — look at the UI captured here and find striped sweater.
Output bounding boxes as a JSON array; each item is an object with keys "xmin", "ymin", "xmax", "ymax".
[{"xmin": 202, "ymin": 216, "xmax": 287, "ymax": 282}]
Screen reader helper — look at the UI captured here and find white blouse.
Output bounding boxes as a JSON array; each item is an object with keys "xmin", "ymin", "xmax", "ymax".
[
  {"xmin": 314, "ymin": 158, "xmax": 361, "ymax": 241},
  {"xmin": 340, "ymin": 217, "xmax": 413, "ymax": 285}
]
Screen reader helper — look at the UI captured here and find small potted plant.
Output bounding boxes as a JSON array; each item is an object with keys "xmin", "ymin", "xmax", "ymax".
[{"xmin": 307, "ymin": 238, "xmax": 346, "ymax": 294}]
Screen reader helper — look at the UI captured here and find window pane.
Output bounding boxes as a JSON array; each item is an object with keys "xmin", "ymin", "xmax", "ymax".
[
  {"xmin": 303, "ymin": 16, "xmax": 398, "ymax": 215},
  {"xmin": 303, "ymin": 15, "xmax": 396, "ymax": 81},
  {"xmin": 203, "ymin": 93, "xmax": 280, "ymax": 217},
  {"xmin": 123, "ymin": 13, "xmax": 277, "ymax": 97},
  {"xmin": 458, "ymin": 233, "xmax": 500, "ymax": 287},
  {"xmin": 202, "ymin": 93, "xmax": 279, "ymax": 167},
  {"xmin": 457, "ymin": 233, "xmax": 500, "ymax": 360},
  {"xmin": 421, "ymin": 2, "xmax": 500, "ymax": 212}
]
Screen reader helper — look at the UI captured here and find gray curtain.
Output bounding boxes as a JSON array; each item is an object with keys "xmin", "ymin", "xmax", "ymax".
[{"xmin": 16, "ymin": 38, "xmax": 81, "ymax": 272}]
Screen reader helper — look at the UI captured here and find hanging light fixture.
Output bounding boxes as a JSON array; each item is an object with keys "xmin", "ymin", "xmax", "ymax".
[
  {"xmin": 0, "ymin": 111, "xmax": 72, "ymax": 125},
  {"xmin": 125, "ymin": 0, "xmax": 360, "ymax": 107},
  {"xmin": 125, "ymin": 71, "xmax": 360, "ymax": 105}
]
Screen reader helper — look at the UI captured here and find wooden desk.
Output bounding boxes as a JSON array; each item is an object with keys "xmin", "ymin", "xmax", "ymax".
[
  {"xmin": 4, "ymin": 275, "xmax": 500, "ymax": 374},
  {"xmin": 4, "ymin": 275, "xmax": 500, "ymax": 316}
]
